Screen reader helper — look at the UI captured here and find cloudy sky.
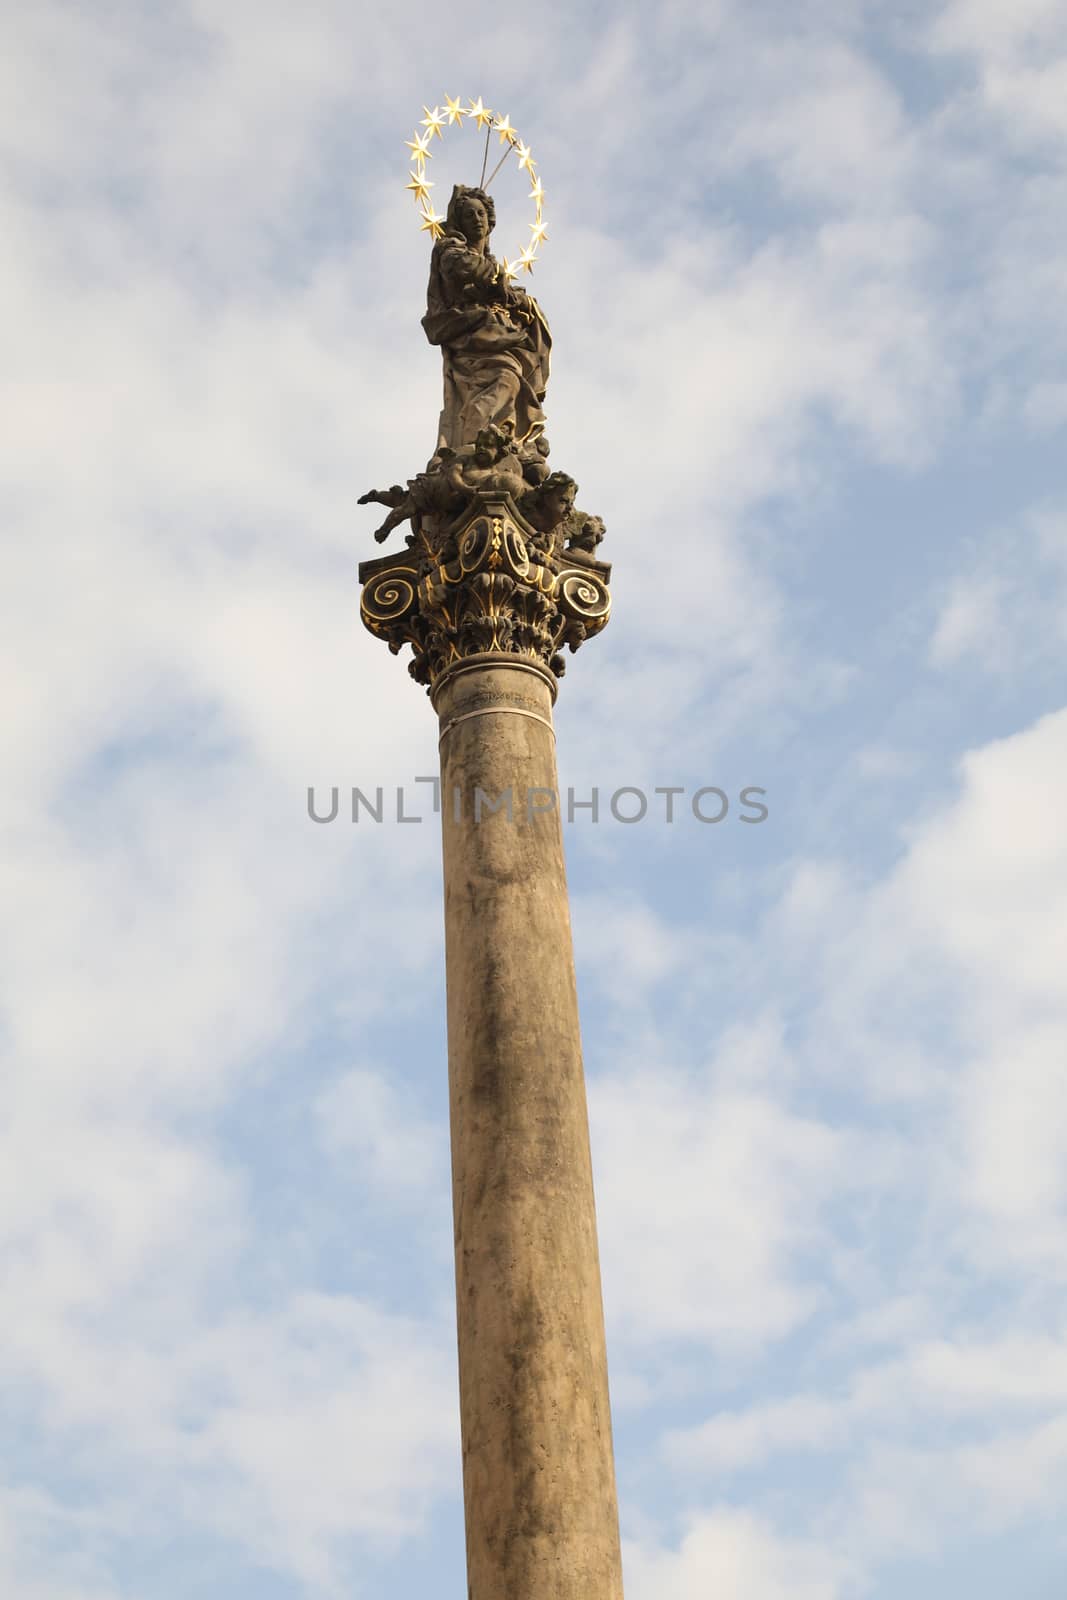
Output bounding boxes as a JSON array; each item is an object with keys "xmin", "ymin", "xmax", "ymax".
[{"xmin": 3, "ymin": 0, "xmax": 1066, "ymax": 1595}]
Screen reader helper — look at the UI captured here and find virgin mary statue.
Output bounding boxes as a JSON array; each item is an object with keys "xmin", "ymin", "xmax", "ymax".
[{"xmin": 422, "ymin": 184, "xmax": 552, "ymax": 454}]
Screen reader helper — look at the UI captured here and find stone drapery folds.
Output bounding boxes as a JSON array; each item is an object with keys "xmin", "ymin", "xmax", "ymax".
[{"xmin": 422, "ymin": 184, "xmax": 551, "ymax": 453}]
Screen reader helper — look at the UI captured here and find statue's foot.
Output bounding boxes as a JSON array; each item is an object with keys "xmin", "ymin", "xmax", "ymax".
[{"xmin": 374, "ymin": 527, "xmax": 390, "ymax": 544}]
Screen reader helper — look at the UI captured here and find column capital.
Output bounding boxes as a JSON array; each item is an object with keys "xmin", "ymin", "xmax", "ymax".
[{"xmin": 358, "ymin": 491, "xmax": 611, "ymax": 692}]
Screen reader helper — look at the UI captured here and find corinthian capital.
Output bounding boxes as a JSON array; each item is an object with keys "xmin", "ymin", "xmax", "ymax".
[{"xmin": 358, "ymin": 491, "xmax": 611, "ymax": 690}]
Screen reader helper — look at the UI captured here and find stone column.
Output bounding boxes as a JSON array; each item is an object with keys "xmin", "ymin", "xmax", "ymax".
[
  {"xmin": 359, "ymin": 491, "xmax": 619, "ymax": 1596},
  {"xmin": 432, "ymin": 652, "xmax": 625, "ymax": 1600}
]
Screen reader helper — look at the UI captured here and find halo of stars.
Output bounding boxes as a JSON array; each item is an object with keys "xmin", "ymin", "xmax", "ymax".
[{"xmin": 403, "ymin": 98, "xmax": 546, "ymax": 279}]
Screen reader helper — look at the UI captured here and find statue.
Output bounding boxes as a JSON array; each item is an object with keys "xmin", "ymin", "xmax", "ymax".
[
  {"xmin": 564, "ymin": 512, "xmax": 606, "ymax": 558},
  {"xmin": 442, "ymin": 421, "xmax": 528, "ymax": 500},
  {"xmin": 521, "ymin": 433, "xmax": 552, "ymax": 485},
  {"xmin": 357, "ymin": 120, "xmax": 611, "ymax": 688},
  {"xmin": 422, "ymin": 185, "xmax": 552, "ymax": 452},
  {"xmin": 518, "ymin": 471, "xmax": 578, "ymax": 553},
  {"xmin": 358, "ymin": 422, "xmax": 527, "ymax": 543}
]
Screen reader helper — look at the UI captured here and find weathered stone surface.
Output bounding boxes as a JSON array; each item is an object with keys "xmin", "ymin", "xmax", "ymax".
[{"xmin": 433, "ymin": 657, "xmax": 625, "ymax": 1600}]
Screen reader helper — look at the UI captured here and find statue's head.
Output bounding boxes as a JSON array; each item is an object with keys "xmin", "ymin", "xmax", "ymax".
[
  {"xmin": 540, "ymin": 471, "xmax": 577, "ymax": 523},
  {"xmin": 473, "ymin": 421, "xmax": 512, "ymax": 465},
  {"xmin": 447, "ymin": 185, "xmax": 495, "ymax": 246}
]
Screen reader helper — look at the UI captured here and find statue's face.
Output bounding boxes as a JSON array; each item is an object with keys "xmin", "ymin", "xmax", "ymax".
[
  {"xmin": 460, "ymin": 196, "xmax": 490, "ymax": 243},
  {"xmin": 545, "ymin": 487, "xmax": 575, "ymax": 523},
  {"xmin": 474, "ymin": 430, "xmax": 500, "ymax": 465}
]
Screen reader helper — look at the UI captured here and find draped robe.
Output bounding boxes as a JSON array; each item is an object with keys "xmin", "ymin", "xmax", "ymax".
[{"xmin": 422, "ymin": 230, "xmax": 552, "ymax": 452}]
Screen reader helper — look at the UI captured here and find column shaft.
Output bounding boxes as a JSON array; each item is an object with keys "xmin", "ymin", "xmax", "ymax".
[{"xmin": 433, "ymin": 655, "xmax": 624, "ymax": 1600}]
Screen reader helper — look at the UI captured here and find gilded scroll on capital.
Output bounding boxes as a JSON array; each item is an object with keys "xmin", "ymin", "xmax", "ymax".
[{"xmin": 358, "ymin": 101, "xmax": 611, "ymax": 689}]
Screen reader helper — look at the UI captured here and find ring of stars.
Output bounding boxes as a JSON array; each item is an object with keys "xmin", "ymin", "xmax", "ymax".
[{"xmin": 403, "ymin": 97, "xmax": 547, "ymax": 279}]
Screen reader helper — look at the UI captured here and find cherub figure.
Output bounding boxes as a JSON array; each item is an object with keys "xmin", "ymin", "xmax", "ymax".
[
  {"xmin": 564, "ymin": 512, "xmax": 606, "ymax": 557},
  {"xmin": 442, "ymin": 422, "xmax": 526, "ymax": 500},
  {"xmin": 359, "ymin": 423, "xmax": 530, "ymax": 544},
  {"xmin": 357, "ymin": 481, "xmax": 414, "ymax": 543},
  {"xmin": 520, "ymin": 433, "xmax": 552, "ymax": 487},
  {"xmin": 518, "ymin": 471, "xmax": 578, "ymax": 550}
]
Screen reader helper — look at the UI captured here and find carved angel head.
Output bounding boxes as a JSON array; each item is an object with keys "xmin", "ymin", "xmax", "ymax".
[
  {"xmin": 531, "ymin": 467, "xmax": 579, "ymax": 531},
  {"xmin": 472, "ymin": 421, "xmax": 515, "ymax": 465}
]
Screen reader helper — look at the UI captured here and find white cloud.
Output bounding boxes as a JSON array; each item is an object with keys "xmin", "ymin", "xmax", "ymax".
[
  {"xmin": 657, "ymin": 1332, "xmax": 1067, "ymax": 1587},
  {"xmin": 712, "ymin": 39, "xmax": 918, "ymax": 213},
  {"xmin": 624, "ymin": 1510, "xmax": 852, "ymax": 1600},
  {"xmin": 890, "ymin": 708, "xmax": 1067, "ymax": 1018},
  {"xmin": 929, "ymin": 0, "xmax": 1067, "ymax": 148},
  {"xmin": 1024, "ymin": 380, "xmax": 1067, "ymax": 429},
  {"xmin": 928, "ymin": 572, "xmax": 1007, "ymax": 665},
  {"xmin": 314, "ymin": 1066, "xmax": 444, "ymax": 1197},
  {"xmin": 845, "ymin": 1415, "xmax": 1067, "ymax": 1560},
  {"xmin": 666, "ymin": 1331, "xmax": 1067, "ymax": 1473},
  {"xmin": 591, "ymin": 1068, "xmax": 839, "ymax": 1347},
  {"xmin": 0, "ymin": 1487, "xmax": 125, "ymax": 1600},
  {"xmin": 0, "ymin": 1128, "xmax": 459, "ymax": 1588},
  {"xmin": 928, "ymin": 508, "xmax": 1067, "ymax": 671},
  {"xmin": 622, "ymin": 699, "xmax": 1067, "ymax": 1587},
  {"xmin": 931, "ymin": 0, "xmax": 1065, "ymax": 54},
  {"xmin": 180, "ymin": 1296, "xmax": 458, "ymax": 1588},
  {"xmin": 852, "ymin": 744, "xmax": 918, "ymax": 782},
  {"xmin": 665, "ymin": 1394, "xmax": 843, "ymax": 1473}
]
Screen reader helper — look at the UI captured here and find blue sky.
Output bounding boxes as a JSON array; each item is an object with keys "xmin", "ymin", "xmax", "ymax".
[{"xmin": 2, "ymin": 1, "xmax": 1066, "ymax": 1596}]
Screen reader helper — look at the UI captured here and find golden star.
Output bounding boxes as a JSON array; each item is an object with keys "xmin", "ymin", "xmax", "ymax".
[
  {"xmin": 501, "ymin": 256, "xmax": 519, "ymax": 281},
  {"xmin": 518, "ymin": 244, "xmax": 538, "ymax": 274},
  {"xmin": 467, "ymin": 97, "xmax": 493, "ymax": 129},
  {"xmin": 405, "ymin": 133, "xmax": 434, "ymax": 164},
  {"xmin": 405, "ymin": 168, "xmax": 434, "ymax": 203},
  {"xmin": 421, "ymin": 105, "xmax": 445, "ymax": 141},
  {"xmin": 529, "ymin": 175, "xmax": 545, "ymax": 209},
  {"xmin": 515, "ymin": 141, "xmax": 536, "ymax": 174},
  {"xmin": 493, "ymin": 113, "xmax": 517, "ymax": 145},
  {"xmin": 529, "ymin": 217, "xmax": 548, "ymax": 246},
  {"xmin": 443, "ymin": 94, "xmax": 465, "ymax": 124},
  {"xmin": 418, "ymin": 205, "xmax": 445, "ymax": 239}
]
